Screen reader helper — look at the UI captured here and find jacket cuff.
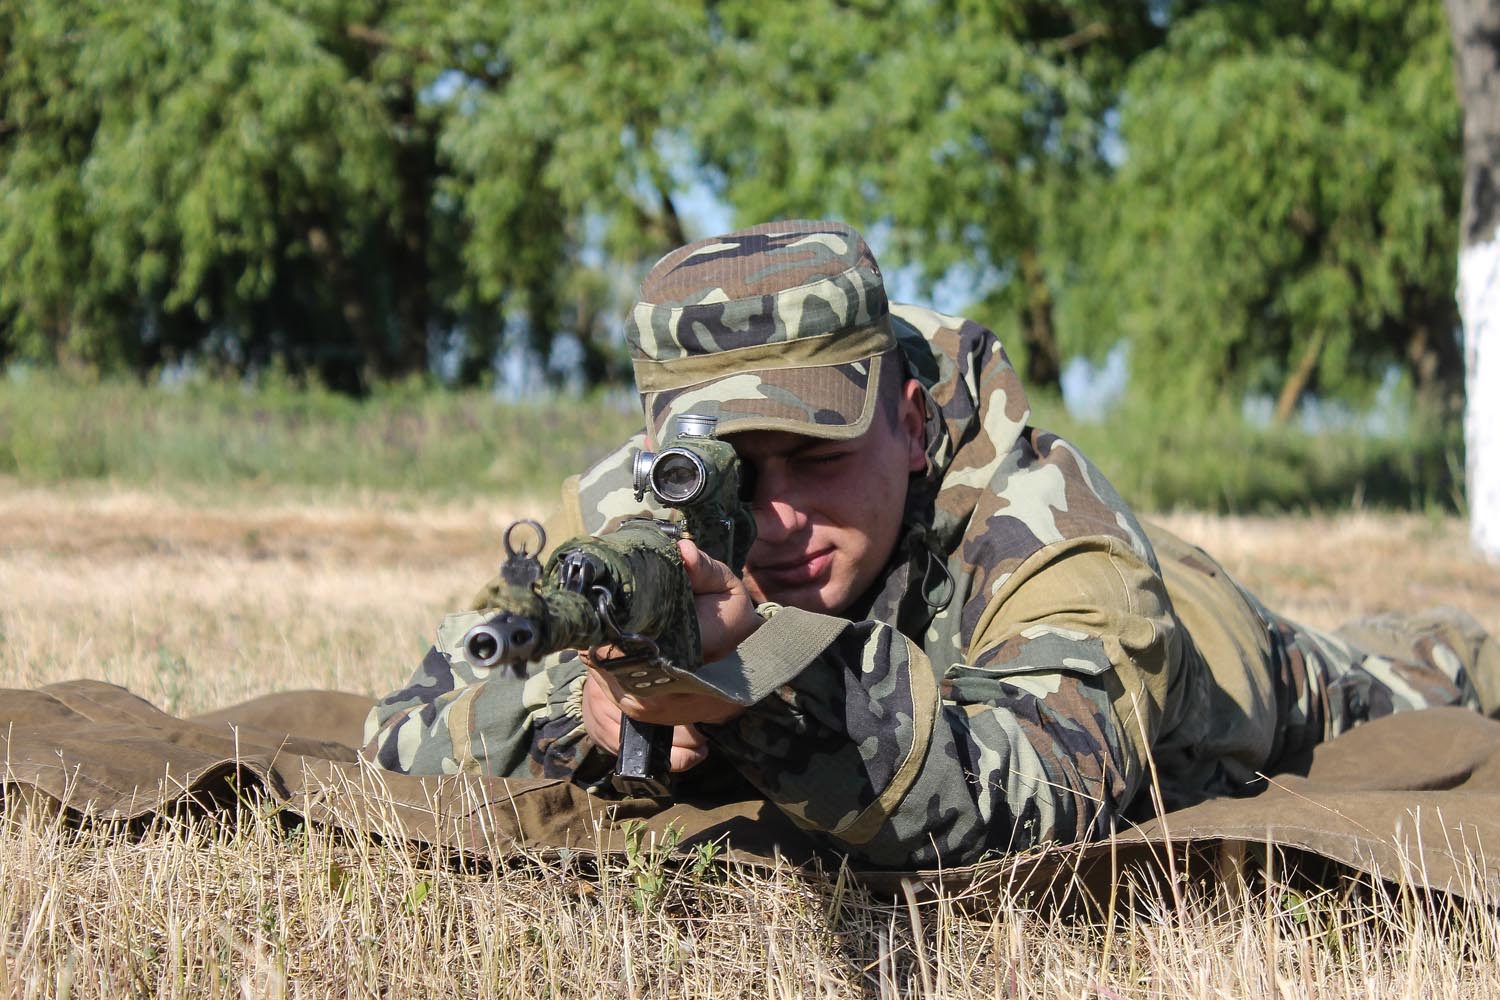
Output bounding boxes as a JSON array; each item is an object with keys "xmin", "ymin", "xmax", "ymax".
[{"xmin": 678, "ymin": 606, "xmax": 850, "ymax": 705}]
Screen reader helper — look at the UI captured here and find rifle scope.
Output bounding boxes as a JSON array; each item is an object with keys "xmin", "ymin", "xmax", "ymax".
[{"xmin": 632, "ymin": 413, "xmax": 721, "ymax": 506}]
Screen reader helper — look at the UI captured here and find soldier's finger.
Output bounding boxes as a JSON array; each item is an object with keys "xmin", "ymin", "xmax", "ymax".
[
  {"xmin": 580, "ymin": 674, "xmax": 623, "ymax": 755},
  {"xmin": 677, "ymin": 538, "xmax": 739, "ymax": 596},
  {"xmin": 669, "ymin": 724, "xmax": 709, "ymax": 771}
]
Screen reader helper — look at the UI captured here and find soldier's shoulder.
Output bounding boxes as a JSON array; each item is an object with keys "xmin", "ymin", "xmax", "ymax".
[{"xmin": 562, "ymin": 432, "xmax": 664, "ymax": 535}]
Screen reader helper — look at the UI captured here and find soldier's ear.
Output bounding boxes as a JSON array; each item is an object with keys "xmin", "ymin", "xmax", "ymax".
[{"xmin": 898, "ymin": 379, "xmax": 927, "ymax": 474}]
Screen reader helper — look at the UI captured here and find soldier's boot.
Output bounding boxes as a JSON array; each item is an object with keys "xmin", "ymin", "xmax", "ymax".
[
  {"xmin": 1387, "ymin": 606, "xmax": 1500, "ymax": 719},
  {"xmin": 1328, "ymin": 606, "xmax": 1500, "ymax": 727},
  {"xmin": 1473, "ymin": 625, "xmax": 1500, "ymax": 719}
]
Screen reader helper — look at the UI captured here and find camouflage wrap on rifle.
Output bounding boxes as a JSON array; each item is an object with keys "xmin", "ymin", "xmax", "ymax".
[
  {"xmin": 363, "ymin": 521, "xmax": 695, "ymax": 780},
  {"xmin": 466, "ymin": 519, "xmax": 703, "ymax": 686},
  {"xmin": 363, "ymin": 298, "xmax": 1499, "ymax": 865}
]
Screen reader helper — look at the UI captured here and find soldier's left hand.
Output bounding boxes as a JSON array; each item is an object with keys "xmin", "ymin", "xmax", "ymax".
[{"xmin": 580, "ymin": 673, "xmax": 715, "ymax": 771}]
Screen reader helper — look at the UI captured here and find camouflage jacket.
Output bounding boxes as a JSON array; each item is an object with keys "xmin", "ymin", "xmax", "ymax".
[{"xmin": 365, "ymin": 305, "xmax": 1331, "ymax": 867}]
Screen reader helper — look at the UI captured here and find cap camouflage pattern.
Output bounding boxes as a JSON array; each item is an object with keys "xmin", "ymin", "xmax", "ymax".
[{"xmin": 625, "ymin": 219, "xmax": 896, "ymax": 444}]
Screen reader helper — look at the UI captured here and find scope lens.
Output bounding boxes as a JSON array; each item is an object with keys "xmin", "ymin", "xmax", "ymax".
[{"xmin": 650, "ymin": 451, "xmax": 706, "ymax": 503}]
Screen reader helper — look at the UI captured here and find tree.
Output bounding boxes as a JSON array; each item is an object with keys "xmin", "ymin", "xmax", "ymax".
[
  {"xmin": 437, "ymin": 0, "xmax": 712, "ymax": 387},
  {"xmin": 1063, "ymin": 1, "xmax": 1463, "ymax": 423},
  {"xmin": 0, "ymin": 1, "xmax": 120, "ymax": 370},
  {"xmin": 1444, "ymin": 0, "xmax": 1500, "ymax": 560},
  {"xmin": 695, "ymin": 1, "xmax": 1179, "ymax": 392},
  {"xmin": 2, "ymin": 0, "xmax": 1477, "ymax": 417},
  {"xmin": 0, "ymin": 0, "xmax": 448, "ymax": 390},
  {"xmin": 0, "ymin": 0, "xmax": 711, "ymax": 392}
]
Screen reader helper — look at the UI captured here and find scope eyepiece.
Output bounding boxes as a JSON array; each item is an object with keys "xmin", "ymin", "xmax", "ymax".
[
  {"xmin": 633, "ymin": 412, "xmax": 726, "ymax": 506},
  {"xmin": 649, "ymin": 449, "xmax": 708, "ymax": 504},
  {"xmin": 674, "ymin": 413, "xmax": 717, "ymax": 439}
]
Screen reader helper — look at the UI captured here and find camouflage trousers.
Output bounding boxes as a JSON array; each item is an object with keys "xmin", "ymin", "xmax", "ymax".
[{"xmin": 1268, "ymin": 605, "xmax": 1500, "ymax": 769}]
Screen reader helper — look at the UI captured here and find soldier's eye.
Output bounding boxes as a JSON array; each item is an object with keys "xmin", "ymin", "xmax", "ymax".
[{"xmin": 805, "ymin": 451, "xmax": 850, "ymax": 466}]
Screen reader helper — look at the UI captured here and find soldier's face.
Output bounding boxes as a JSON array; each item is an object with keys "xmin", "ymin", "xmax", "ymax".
[{"xmin": 730, "ymin": 379, "xmax": 928, "ymax": 615}]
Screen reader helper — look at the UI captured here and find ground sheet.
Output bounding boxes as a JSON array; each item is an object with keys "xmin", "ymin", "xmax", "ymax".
[{"xmin": 4, "ymin": 680, "xmax": 1498, "ymax": 903}]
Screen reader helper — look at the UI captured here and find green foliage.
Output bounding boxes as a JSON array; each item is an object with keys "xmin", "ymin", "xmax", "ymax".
[
  {"xmin": 1063, "ymin": 0, "xmax": 1462, "ymax": 419},
  {"xmin": 438, "ymin": 0, "xmax": 711, "ymax": 383},
  {"xmin": 617, "ymin": 820, "xmax": 722, "ymax": 912},
  {"xmin": 0, "ymin": 0, "xmax": 1471, "ymax": 431},
  {"xmin": 2, "ymin": 0, "xmax": 411, "ymax": 385},
  {"xmin": 1032, "ymin": 390, "xmax": 1465, "ymax": 514},
  {"xmin": 695, "ymin": 0, "xmax": 1464, "ymax": 416},
  {"xmin": 401, "ymin": 879, "xmax": 432, "ymax": 914},
  {"xmin": 695, "ymin": 2, "xmax": 1173, "ymax": 387},
  {"xmin": 0, "ymin": 374, "xmax": 1460, "ymax": 513},
  {"xmin": 0, "ymin": 0, "xmax": 703, "ymax": 391},
  {"xmin": 0, "ymin": 369, "xmax": 634, "ymax": 500}
]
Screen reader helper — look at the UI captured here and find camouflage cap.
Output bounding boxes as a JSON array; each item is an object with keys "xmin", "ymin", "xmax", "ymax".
[{"xmin": 626, "ymin": 219, "xmax": 895, "ymax": 444}]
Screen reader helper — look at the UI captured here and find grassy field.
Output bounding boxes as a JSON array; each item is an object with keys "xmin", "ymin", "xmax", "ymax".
[
  {"xmin": 3, "ymin": 481, "xmax": 1499, "ymax": 997},
  {"xmin": 0, "ymin": 370, "xmax": 1467, "ymax": 513},
  {"xmin": 0, "ymin": 372, "xmax": 638, "ymax": 503}
]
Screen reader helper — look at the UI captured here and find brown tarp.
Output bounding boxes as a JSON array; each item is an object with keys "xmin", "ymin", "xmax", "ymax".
[{"xmin": 3, "ymin": 680, "xmax": 1498, "ymax": 903}]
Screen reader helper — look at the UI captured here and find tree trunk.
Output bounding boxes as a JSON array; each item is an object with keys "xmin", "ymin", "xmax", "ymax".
[
  {"xmin": 1017, "ymin": 247, "xmax": 1062, "ymax": 392},
  {"xmin": 306, "ymin": 223, "xmax": 380, "ymax": 390},
  {"xmin": 657, "ymin": 183, "xmax": 687, "ymax": 251},
  {"xmin": 1274, "ymin": 328, "xmax": 1325, "ymax": 424},
  {"xmin": 1444, "ymin": 0, "xmax": 1500, "ymax": 561},
  {"xmin": 390, "ymin": 83, "xmax": 432, "ymax": 379},
  {"xmin": 1404, "ymin": 313, "xmax": 1465, "ymax": 418}
]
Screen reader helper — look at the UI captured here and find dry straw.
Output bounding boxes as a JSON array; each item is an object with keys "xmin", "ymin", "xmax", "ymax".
[{"xmin": 3, "ymin": 485, "xmax": 1499, "ymax": 997}]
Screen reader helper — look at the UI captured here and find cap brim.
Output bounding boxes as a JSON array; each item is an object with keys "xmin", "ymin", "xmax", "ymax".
[{"xmin": 643, "ymin": 352, "xmax": 884, "ymax": 445}]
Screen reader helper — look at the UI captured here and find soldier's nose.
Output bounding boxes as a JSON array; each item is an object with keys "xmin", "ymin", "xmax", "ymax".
[{"xmin": 754, "ymin": 497, "xmax": 808, "ymax": 541}]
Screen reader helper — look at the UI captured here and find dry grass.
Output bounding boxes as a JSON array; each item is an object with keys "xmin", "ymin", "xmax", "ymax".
[
  {"xmin": 0, "ymin": 481, "xmax": 535, "ymax": 712},
  {"xmin": 3, "ymin": 481, "xmax": 1500, "ymax": 998},
  {"xmin": 1155, "ymin": 510, "xmax": 1500, "ymax": 638}
]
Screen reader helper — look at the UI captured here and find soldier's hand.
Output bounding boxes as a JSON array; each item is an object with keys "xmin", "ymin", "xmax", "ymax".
[
  {"xmin": 677, "ymin": 537, "xmax": 762, "ymax": 663},
  {"xmin": 577, "ymin": 536, "xmax": 756, "ymax": 763},
  {"xmin": 580, "ymin": 672, "xmax": 712, "ymax": 772}
]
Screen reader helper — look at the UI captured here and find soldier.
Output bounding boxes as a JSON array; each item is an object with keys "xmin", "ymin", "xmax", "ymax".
[{"xmin": 363, "ymin": 220, "xmax": 1500, "ymax": 868}]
